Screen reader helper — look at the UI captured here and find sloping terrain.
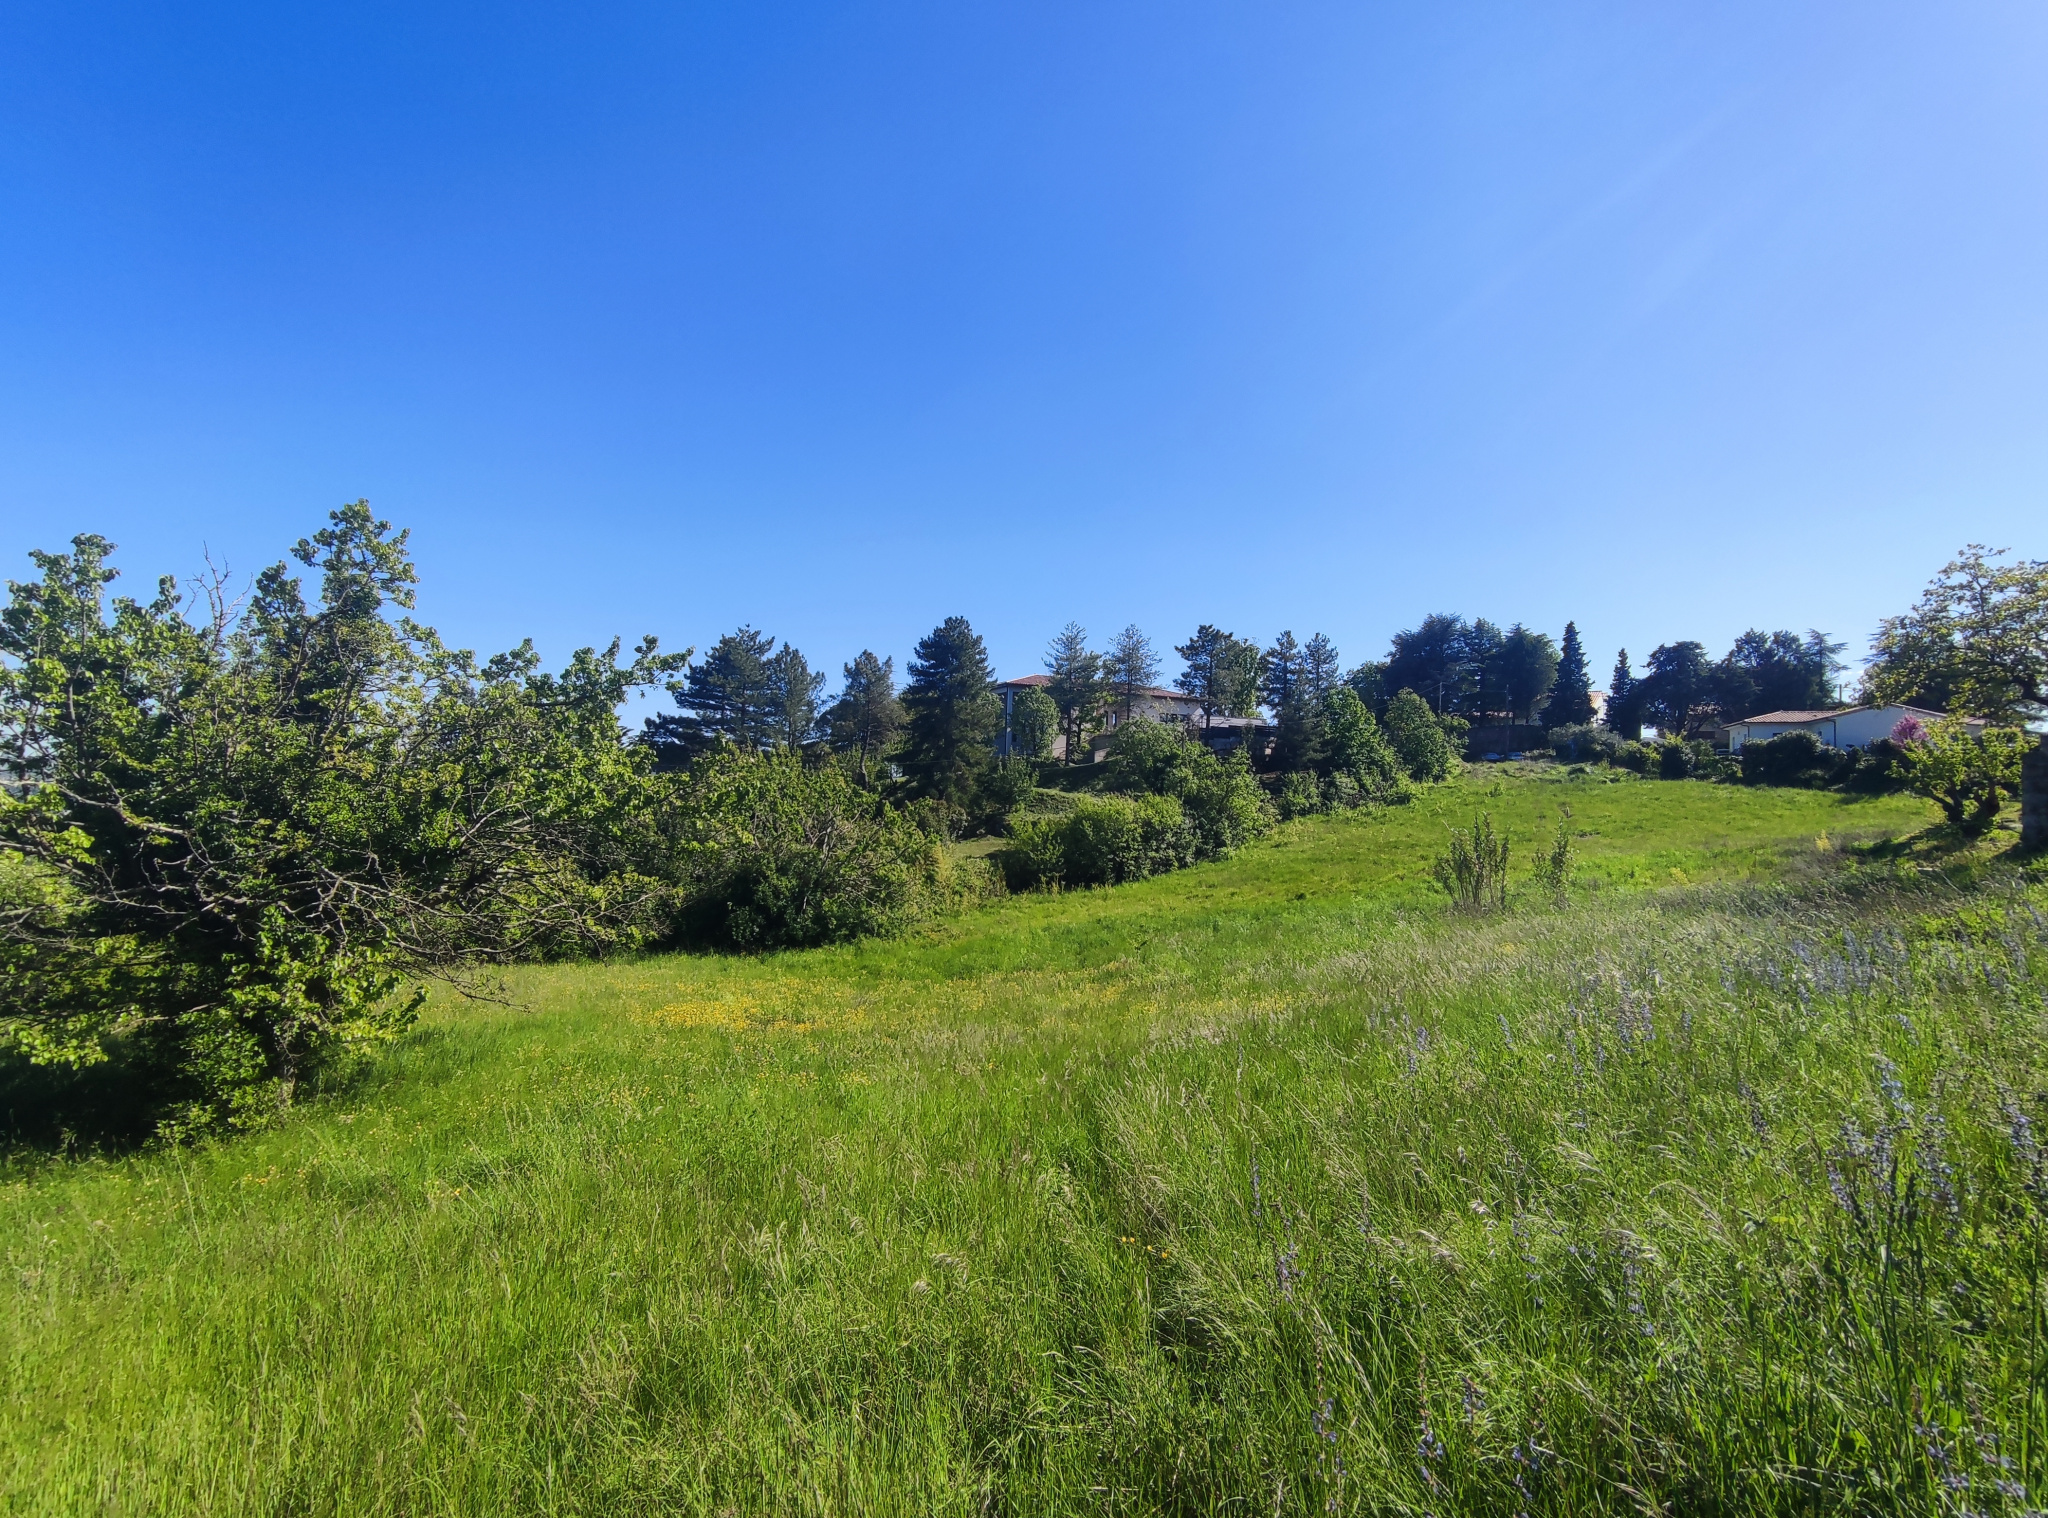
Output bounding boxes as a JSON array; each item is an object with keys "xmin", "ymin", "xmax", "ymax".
[{"xmin": 14, "ymin": 777, "xmax": 2048, "ymax": 1515}]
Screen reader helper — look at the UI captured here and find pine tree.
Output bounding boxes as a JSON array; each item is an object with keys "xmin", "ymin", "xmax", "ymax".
[
  {"xmin": 768, "ymin": 643, "xmax": 826, "ymax": 750},
  {"xmin": 1301, "ymin": 633, "xmax": 1342, "ymax": 700},
  {"xmin": 644, "ymin": 625, "xmax": 778, "ymax": 765},
  {"xmin": 1044, "ymin": 622, "xmax": 1104, "ymax": 763},
  {"xmin": 900, "ymin": 616, "xmax": 999, "ymax": 805},
  {"xmin": 1261, "ymin": 631, "xmax": 1305, "ymax": 714},
  {"xmin": 824, "ymin": 650, "xmax": 902, "ymax": 785},
  {"xmin": 1102, "ymin": 625, "xmax": 1161, "ymax": 723},
  {"xmin": 1541, "ymin": 621, "xmax": 1596, "ymax": 728},
  {"xmin": 1605, "ymin": 649, "xmax": 1640, "ymax": 739}
]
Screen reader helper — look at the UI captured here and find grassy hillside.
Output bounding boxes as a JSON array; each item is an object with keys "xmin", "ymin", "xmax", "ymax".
[{"xmin": 7, "ymin": 776, "xmax": 2045, "ymax": 1514}]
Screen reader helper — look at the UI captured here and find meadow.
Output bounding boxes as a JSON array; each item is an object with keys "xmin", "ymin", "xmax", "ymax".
[{"xmin": 6, "ymin": 771, "xmax": 2046, "ymax": 1515}]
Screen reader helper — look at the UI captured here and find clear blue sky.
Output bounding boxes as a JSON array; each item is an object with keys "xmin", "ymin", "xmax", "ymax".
[{"xmin": 3, "ymin": 2, "xmax": 2044, "ymax": 701}]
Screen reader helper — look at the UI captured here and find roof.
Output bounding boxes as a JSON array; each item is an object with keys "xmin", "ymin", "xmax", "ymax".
[
  {"xmin": 997, "ymin": 676, "xmax": 1194, "ymax": 701},
  {"xmin": 1733, "ymin": 708, "xmax": 1864, "ymax": 725},
  {"xmin": 1732, "ymin": 703, "xmax": 1956, "ymax": 726}
]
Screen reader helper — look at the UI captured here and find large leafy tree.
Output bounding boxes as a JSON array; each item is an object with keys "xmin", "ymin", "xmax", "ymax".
[
  {"xmin": 644, "ymin": 625, "xmax": 778, "ymax": 765},
  {"xmin": 824, "ymin": 650, "xmax": 903, "ymax": 786},
  {"xmin": 1044, "ymin": 622, "xmax": 1104, "ymax": 763},
  {"xmin": 1383, "ymin": 614, "xmax": 1473, "ymax": 715},
  {"xmin": 1541, "ymin": 622, "xmax": 1596, "ymax": 728},
  {"xmin": 1102, "ymin": 624, "xmax": 1161, "ymax": 724},
  {"xmin": 899, "ymin": 615, "xmax": 999, "ymax": 806},
  {"xmin": 1866, "ymin": 546, "xmax": 2048, "ymax": 724},
  {"xmin": 0, "ymin": 505, "xmax": 685, "ymax": 1132},
  {"xmin": 1716, "ymin": 629, "xmax": 1841, "ymax": 718},
  {"xmin": 1382, "ymin": 688, "xmax": 1458, "ymax": 781},
  {"xmin": 1637, "ymin": 641, "xmax": 1716, "ymax": 738}
]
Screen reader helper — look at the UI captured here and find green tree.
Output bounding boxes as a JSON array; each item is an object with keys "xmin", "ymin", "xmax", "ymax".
[
  {"xmin": 1384, "ymin": 614, "xmax": 1476, "ymax": 714},
  {"xmin": 1866, "ymin": 546, "xmax": 2048, "ymax": 724},
  {"xmin": 1491, "ymin": 624, "xmax": 1559, "ymax": 723},
  {"xmin": 824, "ymin": 651, "xmax": 903, "ymax": 786},
  {"xmin": 899, "ymin": 616, "xmax": 999, "ymax": 807},
  {"xmin": 768, "ymin": 643, "xmax": 826, "ymax": 750},
  {"xmin": 1638, "ymin": 641, "xmax": 1716, "ymax": 738},
  {"xmin": 1383, "ymin": 687, "xmax": 1458, "ymax": 781},
  {"xmin": 1044, "ymin": 622, "xmax": 1104, "ymax": 763},
  {"xmin": 1007, "ymin": 686, "xmax": 1060, "ymax": 761},
  {"xmin": 1261, "ymin": 631, "xmax": 1305, "ymax": 713},
  {"xmin": 646, "ymin": 625, "xmax": 778, "ymax": 765},
  {"xmin": 1102, "ymin": 624, "xmax": 1161, "ymax": 723},
  {"xmin": 1103, "ymin": 717, "xmax": 1204, "ymax": 797},
  {"xmin": 1175, "ymin": 624, "xmax": 1260, "ymax": 728},
  {"xmin": 1345, "ymin": 660, "xmax": 1388, "ymax": 714},
  {"xmin": 1605, "ymin": 649, "xmax": 1641, "ymax": 739},
  {"xmin": 1897, "ymin": 719, "xmax": 2030, "ymax": 833},
  {"xmin": 1716, "ymin": 629, "xmax": 1841, "ymax": 720},
  {"xmin": 1302, "ymin": 633, "xmax": 1342, "ymax": 701},
  {"xmin": 1321, "ymin": 688, "xmax": 1406, "ymax": 801},
  {"xmin": 0, "ymin": 506, "xmax": 687, "ymax": 1133},
  {"xmin": 1541, "ymin": 622, "xmax": 1596, "ymax": 728},
  {"xmin": 667, "ymin": 750, "xmax": 943, "ymax": 948},
  {"xmin": 1262, "ymin": 631, "xmax": 1321, "ymax": 772}
]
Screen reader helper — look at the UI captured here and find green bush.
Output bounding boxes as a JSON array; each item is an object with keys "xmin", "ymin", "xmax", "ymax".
[
  {"xmin": 1102, "ymin": 717, "xmax": 1203, "ymax": 796},
  {"xmin": 669, "ymin": 749, "xmax": 946, "ymax": 948},
  {"xmin": 1383, "ymin": 689, "xmax": 1458, "ymax": 782},
  {"xmin": 1657, "ymin": 741, "xmax": 1694, "ymax": 780},
  {"xmin": 1010, "ymin": 721, "xmax": 1273, "ymax": 888},
  {"xmin": 1740, "ymin": 730, "xmax": 1842, "ymax": 788},
  {"xmin": 1272, "ymin": 770, "xmax": 1326, "ymax": 821},
  {"xmin": 1321, "ymin": 688, "xmax": 1410, "ymax": 802},
  {"xmin": 998, "ymin": 793, "xmax": 1194, "ymax": 890}
]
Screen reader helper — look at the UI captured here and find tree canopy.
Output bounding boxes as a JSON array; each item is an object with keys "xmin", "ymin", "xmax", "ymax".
[
  {"xmin": 899, "ymin": 616, "xmax": 998, "ymax": 807},
  {"xmin": 1866, "ymin": 545, "xmax": 2048, "ymax": 724}
]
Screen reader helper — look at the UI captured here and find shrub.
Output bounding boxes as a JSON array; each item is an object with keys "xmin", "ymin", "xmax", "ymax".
[
  {"xmin": 1272, "ymin": 770, "xmax": 1326, "ymax": 821},
  {"xmin": 1103, "ymin": 718, "xmax": 1203, "ymax": 796},
  {"xmin": 1658, "ymin": 741, "xmax": 1694, "ymax": 780},
  {"xmin": 1545, "ymin": 723, "xmax": 1614, "ymax": 762},
  {"xmin": 1181, "ymin": 750, "xmax": 1275, "ymax": 853},
  {"xmin": 1321, "ymin": 688, "xmax": 1410, "ymax": 802},
  {"xmin": 1624, "ymin": 741, "xmax": 1660, "ymax": 774},
  {"xmin": 1431, "ymin": 812, "xmax": 1509, "ymax": 911},
  {"xmin": 669, "ymin": 749, "xmax": 944, "ymax": 948},
  {"xmin": 1897, "ymin": 720, "xmax": 2030, "ymax": 833},
  {"xmin": 1840, "ymin": 736, "xmax": 1911, "ymax": 794},
  {"xmin": 1740, "ymin": 730, "xmax": 1844, "ymax": 789},
  {"xmin": 1530, "ymin": 808, "xmax": 1575, "ymax": 903},
  {"xmin": 998, "ymin": 793, "xmax": 1195, "ymax": 890},
  {"xmin": 1383, "ymin": 689, "xmax": 1458, "ymax": 782}
]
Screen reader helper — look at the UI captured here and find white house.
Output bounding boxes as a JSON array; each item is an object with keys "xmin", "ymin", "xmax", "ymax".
[{"xmin": 1723, "ymin": 704, "xmax": 1981, "ymax": 754}]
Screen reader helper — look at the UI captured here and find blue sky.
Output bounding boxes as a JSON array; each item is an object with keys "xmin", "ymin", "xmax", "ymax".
[{"xmin": 3, "ymin": 2, "xmax": 2044, "ymax": 702}]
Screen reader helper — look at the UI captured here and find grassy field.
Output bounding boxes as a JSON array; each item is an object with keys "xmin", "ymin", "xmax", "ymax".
[{"xmin": 7, "ymin": 774, "xmax": 2047, "ymax": 1514}]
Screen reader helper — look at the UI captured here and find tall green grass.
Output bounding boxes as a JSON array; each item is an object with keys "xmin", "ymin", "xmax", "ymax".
[{"xmin": 6, "ymin": 777, "xmax": 2044, "ymax": 1513}]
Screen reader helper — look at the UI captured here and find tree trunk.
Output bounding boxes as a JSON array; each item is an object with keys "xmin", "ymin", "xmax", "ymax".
[{"xmin": 2022, "ymin": 733, "xmax": 2048, "ymax": 852}]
